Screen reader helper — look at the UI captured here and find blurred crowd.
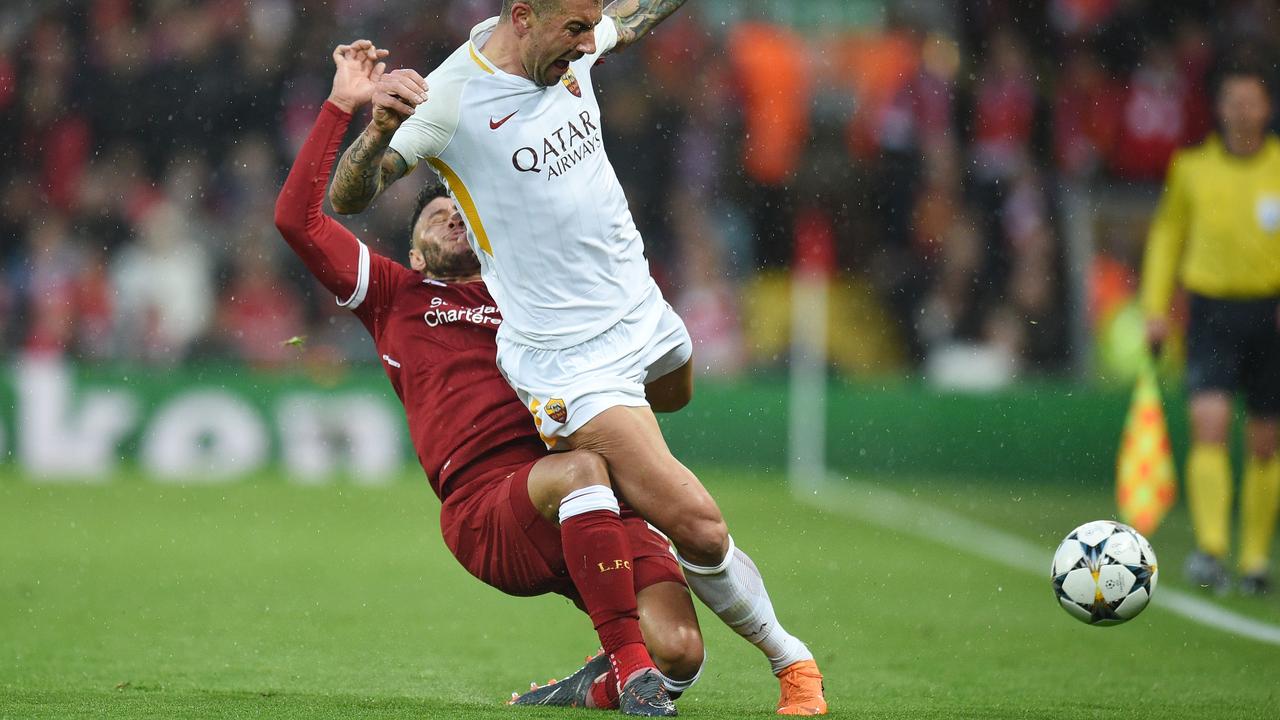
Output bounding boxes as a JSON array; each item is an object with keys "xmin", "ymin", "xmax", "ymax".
[{"xmin": 1, "ymin": 0, "xmax": 1277, "ymax": 379}]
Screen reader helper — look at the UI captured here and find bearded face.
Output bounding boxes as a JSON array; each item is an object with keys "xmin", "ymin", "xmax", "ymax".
[{"xmin": 411, "ymin": 197, "xmax": 481, "ymax": 279}]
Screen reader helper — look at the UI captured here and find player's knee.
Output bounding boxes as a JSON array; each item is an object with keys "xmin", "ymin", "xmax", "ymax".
[
  {"xmin": 561, "ymin": 450, "xmax": 611, "ymax": 492},
  {"xmin": 1190, "ymin": 396, "xmax": 1233, "ymax": 444},
  {"xmin": 650, "ymin": 624, "xmax": 704, "ymax": 681},
  {"xmin": 1192, "ymin": 424, "xmax": 1231, "ymax": 446},
  {"xmin": 669, "ymin": 501, "xmax": 729, "ymax": 566},
  {"xmin": 1247, "ymin": 426, "xmax": 1279, "ymax": 460}
]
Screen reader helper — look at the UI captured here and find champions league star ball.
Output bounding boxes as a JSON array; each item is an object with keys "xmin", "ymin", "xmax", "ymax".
[{"xmin": 1051, "ymin": 520, "xmax": 1158, "ymax": 626}]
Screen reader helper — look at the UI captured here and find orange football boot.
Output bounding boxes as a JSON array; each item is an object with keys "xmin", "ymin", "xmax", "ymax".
[{"xmin": 775, "ymin": 659, "xmax": 827, "ymax": 715}]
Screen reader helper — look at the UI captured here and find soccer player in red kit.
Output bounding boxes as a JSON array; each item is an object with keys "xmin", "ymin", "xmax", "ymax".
[{"xmin": 274, "ymin": 40, "xmax": 703, "ymax": 716}]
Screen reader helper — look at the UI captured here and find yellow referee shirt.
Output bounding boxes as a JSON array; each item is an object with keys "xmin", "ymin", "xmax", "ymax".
[{"xmin": 1141, "ymin": 134, "xmax": 1280, "ymax": 316}]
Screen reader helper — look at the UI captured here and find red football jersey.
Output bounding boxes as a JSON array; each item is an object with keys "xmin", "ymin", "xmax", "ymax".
[
  {"xmin": 352, "ymin": 266, "xmax": 544, "ymax": 499},
  {"xmin": 275, "ymin": 102, "xmax": 543, "ymax": 502}
]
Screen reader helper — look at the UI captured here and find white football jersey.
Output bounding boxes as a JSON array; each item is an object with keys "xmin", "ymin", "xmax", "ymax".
[{"xmin": 390, "ymin": 16, "xmax": 654, "ymax": 350}]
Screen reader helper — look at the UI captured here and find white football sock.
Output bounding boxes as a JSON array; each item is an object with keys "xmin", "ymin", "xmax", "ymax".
[
  {"xmin": 677, "ymin": 536, "xmax": 813, "ymax": 674},
  {"xmin": 558, "ymin": 485, "xmax": 620, "ymax": 522}
]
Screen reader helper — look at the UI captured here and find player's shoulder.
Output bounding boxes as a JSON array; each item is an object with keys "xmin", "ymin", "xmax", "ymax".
[
  {"xmin": 1175, "ymin": 139, "xmax": 1212, "ymax": 163},
  {"xmin": 392, "ymin": 41, "xmax": 496, "ymax": 159},
  {"xmin": 1163, "ymin": 138, "xmax": 1217, "ymax": 178},
  {"xmin": 380, "ymin": 256, "xmax": 421, "ymax": 290},
  {"xmin": 414, "ymin": 32, "xmax": 512, "ymax": 130},
  {"xmin": 1175, "ymin": 134, "xmax": 1280, "ymax": 169},
  {"xmin": 1178, "ymin": 134, "xmax": 1248, "ymax": 166},
  {"xmin": 427, "ymin": 42, "xmax": 493, "ymax": 98}
]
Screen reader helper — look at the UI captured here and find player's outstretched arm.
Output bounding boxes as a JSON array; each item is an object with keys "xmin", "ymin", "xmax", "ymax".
[
  {"xmin": 605, "ymin": 0, "xmax": 690, "ymax": 52},
  {"xmin": 274, "ymin": 41, "xmax": 392, "ymax": 298},
  {"xmin": 328, "ymin": 67, "xmax": 429, "ymax": 215}
]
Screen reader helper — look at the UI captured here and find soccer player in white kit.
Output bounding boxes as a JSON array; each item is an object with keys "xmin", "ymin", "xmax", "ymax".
[{"xmin": 329, "ymin": 2, "xmax": 828, "ymax": 714}]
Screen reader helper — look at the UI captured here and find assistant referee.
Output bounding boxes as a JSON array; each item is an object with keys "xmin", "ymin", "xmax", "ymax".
[{"xmin": 1142, "ymin": 59, "xmax": 1280, "ymax": 596}]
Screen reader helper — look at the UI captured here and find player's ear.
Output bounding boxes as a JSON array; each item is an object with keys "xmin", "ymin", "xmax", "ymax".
[
  {"xmin": 510, "ymin": 3, "xmax": 535, "ymax": 34},
  {"xmin": 409, "ymin": 247, "xmax": 427, "ymax": 273}
]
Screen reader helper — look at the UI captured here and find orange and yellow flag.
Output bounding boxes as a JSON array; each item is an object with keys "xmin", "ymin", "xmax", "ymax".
[{"xmin": 1116, "ymin": 361, "xmax": 1178, "ymax": 536}]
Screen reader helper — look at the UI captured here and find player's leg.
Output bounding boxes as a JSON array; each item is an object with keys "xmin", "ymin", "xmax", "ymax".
[
  {"xmin": 1239, "ymin": 414, "xmax": 1279, "ymax": 592},
  {"xmin": 586, "ymin": 580, "xmax": 705, "ymax": 709},
  {"xmin": 1182, "ymin": 296, "xmax": 1238, "ymax": 591},
  {"xmin": 639, "ymin": 300, "xmax": 823, "ymax": 711},
  {"xmin": 679, "ymin": 539, "xmax": 827, "ymax": 716},
  {"xmin": 645, "ymin": 359, "xmax": 693, "ymax": 413},
  {"xmin": 1185, "ymin": 390, "xmax": 1234, "ymax": 588},
  {"xmin": 520, "ymin": 579, "xmax": 703, "ymax": 712},
  {"xmin": 568, "ymin": 405, "xmax": 727, "ymax": 564},
  {"xmin": 570, "ymin": 407, "xmax": 826, "ymax": 715},
  {"xmin": 584, "ymin": 515, "xmax": 705, "ymax": 710},
  {"xmin": 505, "ymin": 293, "xmax": 824, "ymax": 713},
  {"xmin": 514, "ymin": 513, "xmax": 694, "ymax": 715},
  {"xmin": 632, "ymin": 517, "xmax": 704, "ymax": 695},
  {"xmin": 523, "ymin": 451, "xmax": 662, "ymax": 699},
  {"xmin": 637, "ymin": 582, "xmax": 704, "ymax": 693},
  {"xmin": 1237, "ymin": 309, "xmax": 1280, "ymax": 593},
  {"xmin": 525, "ymin": 447, "xmax": 613, "ymax": 520}
]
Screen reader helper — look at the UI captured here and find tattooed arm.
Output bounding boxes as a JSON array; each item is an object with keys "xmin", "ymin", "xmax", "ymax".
[
  {"xmin": 328, "ymin": 67, "xmax": 429, "ymax": 215},
  {"xmin": 605, "ymin": 0, "xmax": 690, "ymax": 53},
  {"xmin": 328, "ymin": 127, "xmax": 409, "ymax": 215}
]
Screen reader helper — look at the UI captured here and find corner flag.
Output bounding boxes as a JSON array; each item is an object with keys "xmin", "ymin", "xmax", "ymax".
[{"xmin": 1116, "ymin": 360, "xmax": 1177, "ymax": 536}]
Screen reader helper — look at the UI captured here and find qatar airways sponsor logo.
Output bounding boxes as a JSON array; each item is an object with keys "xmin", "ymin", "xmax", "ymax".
[
  {"xmin": 510, "ymin": 110, "xmax": 602, "ymax": 180},
  {"xmin": 424, "ymin": 296, "xmax": 501, "ymax": 328}
]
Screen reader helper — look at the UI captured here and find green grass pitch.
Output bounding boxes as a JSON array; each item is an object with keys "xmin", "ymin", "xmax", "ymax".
[{"xmin": 2, "ymin": 470, "xmax": 1278, "ymax": 719}]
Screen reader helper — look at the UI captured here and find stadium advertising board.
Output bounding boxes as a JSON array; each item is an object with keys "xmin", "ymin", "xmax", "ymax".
[
  {"xmin": 4, "ymin": 358, "xmax": 405, "ymax": 485},
  {"xmin": 0, "ymin": 358, "xmax": 1156, "ymax": 486}
]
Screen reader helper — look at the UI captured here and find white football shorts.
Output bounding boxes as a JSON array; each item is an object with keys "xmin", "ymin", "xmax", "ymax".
[{"xmin": 496, "ymin": 284, "xmax": 692, "ymax": 446}]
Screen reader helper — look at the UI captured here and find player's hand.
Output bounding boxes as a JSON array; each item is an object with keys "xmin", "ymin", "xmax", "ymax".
[
  {"xmin": 372, "ymin": 68, "xmax": 428, "ymax": 134},
  {"xmin": 327, "ymin": 40, "xmax": 389, "ymax": 113},
  {"xmin": 1145, "ymin": 316, "xmax": 1170, "ymax": 357}
]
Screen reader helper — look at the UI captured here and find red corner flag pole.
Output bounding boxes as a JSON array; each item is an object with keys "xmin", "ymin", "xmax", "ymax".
[{"xmin": 1116, "ymin": 354, "xmax": 1178, "ymax": 536}]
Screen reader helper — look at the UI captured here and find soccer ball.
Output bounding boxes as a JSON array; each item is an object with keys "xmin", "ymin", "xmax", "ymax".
[{"xmin": 1050, "ymin": 520, "xmax": 1158, "ymax": 626}]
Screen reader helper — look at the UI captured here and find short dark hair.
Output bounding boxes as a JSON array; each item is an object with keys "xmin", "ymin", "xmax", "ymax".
[
  {"xmin": 501, "ymin": 0, "xmax": 559, "ymax": 18},
  {"xmin": 1212, "ymin": 48, "xmax": 1273, "ymax": 99},
  {"xmin": 410, "ymin": 183, "xmax": 451, "ymax": 240}
]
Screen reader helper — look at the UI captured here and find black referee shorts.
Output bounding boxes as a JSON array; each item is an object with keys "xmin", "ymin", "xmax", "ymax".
[{"xmin": 1186, "ymin": 293, "xmax": 1280, "ymax": 416}]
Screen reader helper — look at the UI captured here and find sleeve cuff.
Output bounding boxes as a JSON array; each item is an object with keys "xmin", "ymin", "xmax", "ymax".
[
  {"xmin": 337, "ymin": 240, "xmax": 371, "ymax": 310},
  {"xmin": 597, "ymin": 16, "xmax": 621, "ymax": 55},
  {"xmin": 322, "ymin": 100, "xmax": 355, "ymax": 120}
]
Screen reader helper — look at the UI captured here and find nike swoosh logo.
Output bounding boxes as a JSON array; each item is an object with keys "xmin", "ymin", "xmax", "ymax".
[
  {"xmin": 745, "ymin": 621, "xmax": 769, "ymax": 642},
  {"xmin": 489, "ymin": 110, "xmax": 518, "ymax": 130}
]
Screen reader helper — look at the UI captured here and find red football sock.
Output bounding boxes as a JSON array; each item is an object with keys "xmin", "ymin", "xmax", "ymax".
[
  {"xmin": 561, "ymin": 509, "xmax": 653, "ymax": 685},
  {"xmin": 588, "ymin": 669, "xmax": 621, "ymax": 709}
]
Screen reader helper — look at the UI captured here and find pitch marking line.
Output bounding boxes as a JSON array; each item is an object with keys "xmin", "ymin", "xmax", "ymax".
[{"xmin": 798, "ymin": 477, "xmax": 1280, "ymax": 647}]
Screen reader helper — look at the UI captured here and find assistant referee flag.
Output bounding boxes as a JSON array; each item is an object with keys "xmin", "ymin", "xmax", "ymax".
[{"xmin": 1117, "ymin": 362, "xmax": 1178, "ymax": 536}]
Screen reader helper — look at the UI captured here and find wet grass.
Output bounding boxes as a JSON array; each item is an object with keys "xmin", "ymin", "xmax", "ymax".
[{"xmin": 1, "ymin": 470, "xmax": 1276, "ymax": 719}]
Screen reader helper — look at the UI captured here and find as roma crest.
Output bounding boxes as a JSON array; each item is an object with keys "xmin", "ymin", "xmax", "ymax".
[
  {"xmin": 545, "ymin": 398, "xmax": 568, "ymax": 424},
  {"xmin": 561, "ymin": 68, "xmax": 581, "ymax": 98}
]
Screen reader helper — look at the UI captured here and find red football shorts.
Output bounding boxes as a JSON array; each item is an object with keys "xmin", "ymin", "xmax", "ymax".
[{"xmin": 439, "ymin": 454, "xmax": 685, "ymax": 605}]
